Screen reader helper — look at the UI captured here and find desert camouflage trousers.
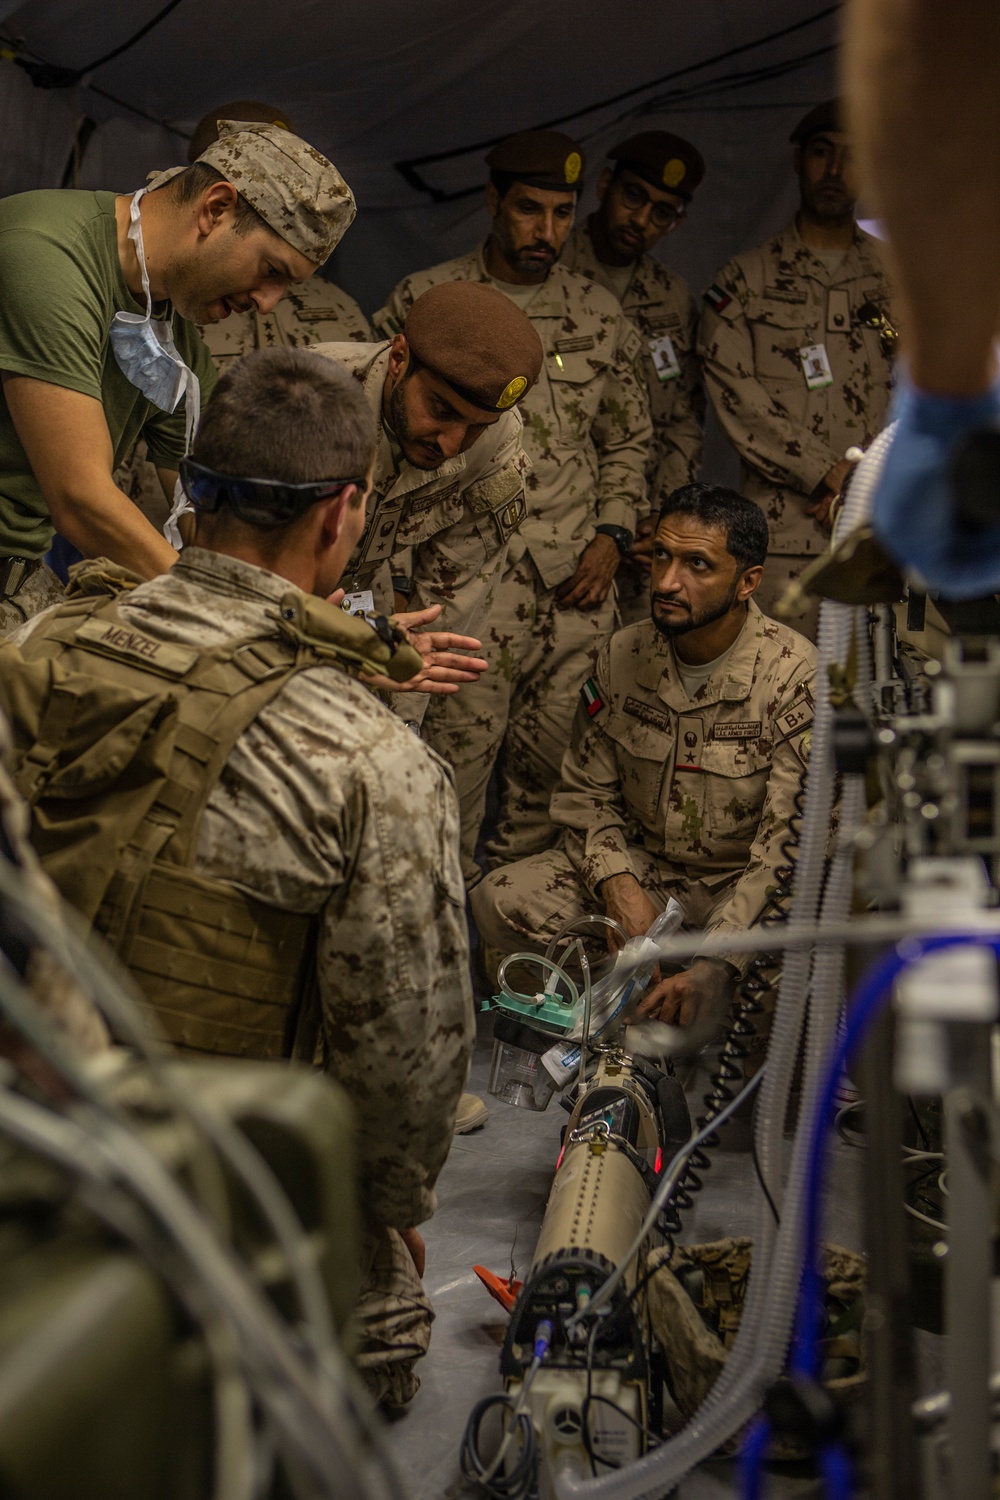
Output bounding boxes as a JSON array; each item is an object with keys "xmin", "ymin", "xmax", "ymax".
[
  {"xmin": 472, "ymin": 844, "xmax": 777, "ymax": 1069},
  {"xmin": 471, "ymin": 843, "xmax": 737, "ymax": 957},
  {"xmin": 0, "ymin": 561, "xmax": 65, "ymax": 636},
  {"xmin": 354, "ymin": 1224, "xmax": 434, "ymax": 1410},
  {"xmin": 421, "ymin": 552, "xmax": 616, "ymax": 888}
]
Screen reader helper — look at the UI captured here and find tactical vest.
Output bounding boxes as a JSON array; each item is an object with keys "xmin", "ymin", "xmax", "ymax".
[{"xmin": 0, "ymin": 562, "xmax": 421, "ymax": 1062}]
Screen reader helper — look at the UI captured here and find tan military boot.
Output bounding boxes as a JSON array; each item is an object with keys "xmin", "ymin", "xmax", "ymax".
[{"xmin": 454, "ymin": 1092, "xmax": 489, "ymax": 1134}]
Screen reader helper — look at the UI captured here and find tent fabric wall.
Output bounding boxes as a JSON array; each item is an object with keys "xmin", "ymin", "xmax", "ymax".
[{"xmin": 0, "ymin": 1, "xmax": 841, "ymax": 480}]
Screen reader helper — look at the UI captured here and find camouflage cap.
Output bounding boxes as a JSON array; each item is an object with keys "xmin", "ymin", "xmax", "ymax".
[
  {"xmin": 187, "ymin": 100, "xmax": 293, "ymax": 163},
  {"xmin": 485, "ymin": 129, "xmax": 585, "ymax": 192},
  {"xmin": 608, "ymin": 130, "xmax": 705, "ymax": 200},
  {"xmin": 790, "ymin": 99, "xmax": 844, "ymax": 146},
  {"xmin": 196, "ymin": 120, "xmax": 356, "ymax": 264},
  {"xmin": 403, "ymin": 282, "xmax": 543, "ymax": 413}
]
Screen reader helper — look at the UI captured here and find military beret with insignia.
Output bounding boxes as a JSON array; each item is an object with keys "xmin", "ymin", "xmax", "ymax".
[
  {"xmin": 486, "ymin": 129, "xmax": 585, "ymax": 192},
  {"xmin": 404, "ymin": 282, "xmax": 543, "ymax": 413},
  {"xmin": 607, "ymin": 130, "xmax": 705, "ymax": 200},
  {"xmin": 790, "ymin": 98, "xmax": 844, "ymax": 146}
]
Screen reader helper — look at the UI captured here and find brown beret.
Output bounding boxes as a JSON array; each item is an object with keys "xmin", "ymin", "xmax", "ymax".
[
  {"xmin": 187, "ymin": 100, "xmax": 293, "ymax": 163},
  {"xmin": 485, "ymin": 129, "xmax": 585, "ymax": 192},
  {"xmin": 608, "ymin": 130, "xmax": 705, "ymax": 200},
  {"xmin": 403, "ymin": 282, "xmax": 543, "ymax": 413},
  {"xmin": 790, "ymin": 99, "xmax": 844, "ymax": 146}
]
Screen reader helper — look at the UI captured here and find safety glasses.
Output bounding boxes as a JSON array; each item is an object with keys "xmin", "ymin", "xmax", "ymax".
[{"xmin": 180, "ymin": 457, "xmax": 367, "ymax": 528}]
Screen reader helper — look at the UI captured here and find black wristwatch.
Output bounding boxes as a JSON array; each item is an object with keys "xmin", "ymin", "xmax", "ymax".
[{"xmin": 594, "ymin": 523, "xmax": 634, "ymax": 556}]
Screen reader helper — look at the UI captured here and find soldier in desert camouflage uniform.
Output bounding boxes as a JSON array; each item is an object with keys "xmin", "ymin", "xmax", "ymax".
[
  {"xmin": 11, "ymin": 349, "xmax": 476, "ymax": 1410},
  {"xmin": 473, "ymin": 483, "xmax": 815, "ymax": 1033},
  {"xmin": 562, "ymin": 130, "xmax": 706, "ymax": 624},
  {"xmin": 698, "ymin": 99, "xmax": 895, "ymax": 637},
  {"xmin": 377, "ymin": 129, "xmax": 652, "ymax": 883},
  {"xmin": 299, "ymin": 282, "xmax": 541, "ymax": 736}
]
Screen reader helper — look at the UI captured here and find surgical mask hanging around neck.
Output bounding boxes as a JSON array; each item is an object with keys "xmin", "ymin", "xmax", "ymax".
[{"xmin": 109, "ymin": 188, "xmax": 200, "ymax": 438}]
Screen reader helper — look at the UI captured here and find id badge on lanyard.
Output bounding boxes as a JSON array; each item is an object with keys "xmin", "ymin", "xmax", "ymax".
[
  {"xmin": 649, "ymin": 333, "xmax": 682, "ymax": 383},
  {"xmin": 799, "ymin": 343, "xmax": 834, "ymax": 390}
]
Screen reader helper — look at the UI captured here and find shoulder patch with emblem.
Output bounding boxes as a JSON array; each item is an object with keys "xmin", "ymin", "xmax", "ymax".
[
  {"xmin": 704, "ymin": 283, "xmax": 732, "ymax": 314},
  {"xmin": 787, "ymin": 726, "xmax": 812, "ymax": 766},
  {"xmin": 581, "ymin": 678, "xmax": 605, "ymax": 717}
]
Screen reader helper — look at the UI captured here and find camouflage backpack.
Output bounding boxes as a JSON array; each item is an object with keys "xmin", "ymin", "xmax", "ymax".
[{"xmin": 0, "ymin": 560, "xmax": 420, "ymax": 1060}]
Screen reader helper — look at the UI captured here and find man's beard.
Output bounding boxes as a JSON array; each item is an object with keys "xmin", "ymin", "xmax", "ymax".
[
  {"xmin": 388, "ymin": 380, "xmax": 443, "ymax": 471},
  {"xmin": 801, "ymin": 179, "xmax": 856, "ymax": 224},
  {"xmin": 491, "ymin": 218, "xmax": 558, "ymax": 276},
  {"xmin": 651, "ymin": 579, "xmax": 739, "ymax": 639}
]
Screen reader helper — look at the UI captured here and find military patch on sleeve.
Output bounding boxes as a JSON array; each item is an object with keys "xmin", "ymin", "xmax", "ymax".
[
  {"xmin": 703, "ymin": 283, "xmax": 732, "ymax": 314},
  {"xmin": 775, "ymin": 694, "xmax": 814, "ymax": 740},
  {"xmin": 465, "ymin": 463, "xmax": 523, "ymax": 515},
  {"xmin": 581, "ymin": 678, "xmax": 605, "ymax": 717},
  {"xmin": 787, "ymin": 726, "xmax": 812, "ymax": 766}
]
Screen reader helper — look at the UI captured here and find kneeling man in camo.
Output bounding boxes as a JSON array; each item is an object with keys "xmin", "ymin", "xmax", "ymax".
[{"xmin": 472, "ymin": 483, "xmax": 816, "ymax": 1036}]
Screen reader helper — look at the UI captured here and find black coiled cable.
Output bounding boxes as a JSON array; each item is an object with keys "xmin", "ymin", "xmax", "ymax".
[
  {"xmin": 460, "ymin": 1393, "xmax": 539, "ymax": 1499},
  {"xmin": 662, "ymin": 766, "xmax": 808, "ymax": 1246}
]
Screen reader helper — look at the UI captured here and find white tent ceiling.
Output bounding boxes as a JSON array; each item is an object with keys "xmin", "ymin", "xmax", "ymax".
[{"xmin": 0, "ymin": 1, "xmax": 842, "ymax": 478}]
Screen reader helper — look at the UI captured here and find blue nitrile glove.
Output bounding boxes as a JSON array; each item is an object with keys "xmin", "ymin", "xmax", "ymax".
[{"xmin": 872, "ymin": 375, "xmax": 1000, "ymax": 599}]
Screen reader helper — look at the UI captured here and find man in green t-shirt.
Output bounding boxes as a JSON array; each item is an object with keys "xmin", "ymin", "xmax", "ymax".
[{"xmin": 0, "ymin": 119, "xmax": 356, "ymax": 629}]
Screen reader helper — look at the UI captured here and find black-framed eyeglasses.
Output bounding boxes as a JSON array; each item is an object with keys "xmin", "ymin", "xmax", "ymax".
[
  {"xmin": 618, "ymin": 180, "xmax": 687, "ymax": 230},
  {"xmin": 180, "ymin": 457, "xmax": 367, "ymax": 529}
]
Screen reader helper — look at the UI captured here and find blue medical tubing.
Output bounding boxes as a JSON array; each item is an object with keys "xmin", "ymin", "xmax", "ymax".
[
  {"xmin": 741, "ymin": 931, "xmax": 1000, "ymax": 1500},
  {"xmin": 818, "ymin": 1440, "xmax": 853, "ymax": 1500},
  {"xmin": 738, "ymin": 1414, "xmax": 771, "ymax": 1500}
]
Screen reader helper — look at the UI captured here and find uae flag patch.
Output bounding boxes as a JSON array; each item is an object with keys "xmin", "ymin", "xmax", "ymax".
[
  {"xmin": 581, "ymin": 678, "xmax": 605, "ymax": 717},
  {"xmin": 704, "ymin": 283, "xmax": 732, "ymax": 314}
]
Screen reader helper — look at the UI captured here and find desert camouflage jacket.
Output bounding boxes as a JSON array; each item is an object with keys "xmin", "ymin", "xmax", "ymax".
[
  {"xmin": 312, "ymin": 341, "xmax": 529, "ymax": 717},
  {"xmin": 552, "ymin": 600, "xmax": 816, "ymax": 941},
  {"xmin": 698, "ymin": 220, "xmax": 894, "ymax": 555},
  {"xmin": 14, "ymin": 548, "xmax": 474, "ymax": 1230}
]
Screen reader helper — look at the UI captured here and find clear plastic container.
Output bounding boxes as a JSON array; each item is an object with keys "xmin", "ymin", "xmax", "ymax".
[{"xmin": 488, "ymin": 1037, "xmax": 558, "ymax": 1111}]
